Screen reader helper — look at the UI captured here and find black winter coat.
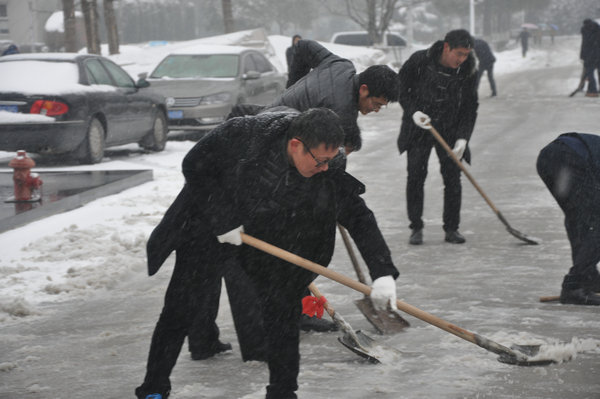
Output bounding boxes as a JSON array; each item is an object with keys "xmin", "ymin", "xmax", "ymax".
[
  {"xmin": 270, "ymin": 40, "xmax": 363, "ymax": 151},
  {"xmin": 146, "ymin": 111, "xmax": 398, "ymax": 285},
  {"xmin": 580, "ymin": 20, "xmax": 600, "ymax": 65},
  {"xmin": 473, "ymin": 38, "xmax": 496, "ymax": 68},
  {"xmin": 397, "ymin": 40, "xmax": 478, "ymax": 159}
]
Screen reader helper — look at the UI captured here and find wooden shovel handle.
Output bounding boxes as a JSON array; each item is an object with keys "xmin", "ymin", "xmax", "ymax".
[
  {"xmin": 241, "ymin": 232, "xmax": 479, "ymax": 346},
  {"xmin": 308, "ymin": 282, "xmax": 335, "ymax": 318},
  {"xmin": 427, "ymin": 124, "xmax": 500, "ymax": 214}
]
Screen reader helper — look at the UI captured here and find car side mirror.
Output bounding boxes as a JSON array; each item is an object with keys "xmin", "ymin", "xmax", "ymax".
[
  {"xmin": 243, "ymin": 70, "xmax": 261, "ymax": 80},
  {"xmin": 138, "ymin": 72, "xmax": 148, "ymax": 80},
  {"xmin": 136, "ymin": 78, "xmax": 150, "ymax": 88}
]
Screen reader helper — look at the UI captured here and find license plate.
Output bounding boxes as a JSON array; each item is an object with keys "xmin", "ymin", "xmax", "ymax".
[
  {"xmin": 0, "ymin": 105, "xmax": 18, "ymax": 113},
  {"xmin": 168, "ymin": 110, "xmax": 183, "ymax": 119}
]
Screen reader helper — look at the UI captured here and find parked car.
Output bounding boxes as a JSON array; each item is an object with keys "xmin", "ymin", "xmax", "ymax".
[
  {"xmin": 330, "ymin": 30, "xmax": 408, "ymax": 67},
  {"xmin": 0, "ymin": 53, "xmax": 168, "ymax": 164},
  {"xmin": 146, "ymin": 44, "xmax": 286, "ymax": 131}
]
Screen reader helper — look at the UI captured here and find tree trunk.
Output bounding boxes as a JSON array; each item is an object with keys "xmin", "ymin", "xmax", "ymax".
[
  {"xmin": 222, "ymin": 0, "xmax": 234, "ymax": 33},
  {"xmin": 81, "ymin": 0, "xmax": 102, "ymax": 54},
  {"xmin": 103, "ymin": 0, "xmax": 119, "ymax": 54},
  {"xmin": 62, "ymin": 0, "xmax": 78, "ymax": 52}
]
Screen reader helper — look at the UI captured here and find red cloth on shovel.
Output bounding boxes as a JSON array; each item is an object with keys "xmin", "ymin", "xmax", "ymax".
[{"xmin": 301, "ymin": 295, "xmax": 327, "ymax": 319}]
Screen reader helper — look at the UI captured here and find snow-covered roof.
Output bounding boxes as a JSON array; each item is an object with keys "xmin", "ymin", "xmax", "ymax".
[{"xmin": 0, "ymin": 53, "xmax": 87, "ymax": 62}]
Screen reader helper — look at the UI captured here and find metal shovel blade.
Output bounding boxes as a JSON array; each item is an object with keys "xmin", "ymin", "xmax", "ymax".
[
  {"xmin": 354, "ymin": 297, "xmax": 410, "ymax": 334},
  {"xmin": 497, "ymin": 344, "xmax": 556, "ymax": 366},
  {"xmin": 332, "ymin": 312, "xmax": 402, "ymax": 364}
]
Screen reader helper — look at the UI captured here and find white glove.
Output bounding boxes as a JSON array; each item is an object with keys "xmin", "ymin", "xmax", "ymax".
[
  {"xmin": 370, "ymin": 275, "xmax": 398, "ymax": 311},
  {"xmin": 217, "ymin": 225, "xmax": 244, "ymax": 246},
  {"xmin": 452, "ymin": 139, "xmax": 467, "ymax": 160},
  {"xmin": 412, "ymin": 111, "xmax": 431, "ymax": 130}
]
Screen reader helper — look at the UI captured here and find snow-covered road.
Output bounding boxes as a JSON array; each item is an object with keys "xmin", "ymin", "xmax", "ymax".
[{"xmin": 1, "ymin": 35, "xmax": 599, "ymax": 398}]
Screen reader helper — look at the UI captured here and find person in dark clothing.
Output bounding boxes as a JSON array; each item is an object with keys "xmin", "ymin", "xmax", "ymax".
[
  {"xmin": 579, "ymin": 19, "xmax": 600, "ymax": 97},
  {"xmin": 273, "ymin": 39, "xmax": 399, "ymax": 154},
  {"xmin": 397, "ymin": 29, "xmax": 479, "ymax": 246},
  {"xmin": 536, "ymin": 132, "xmax": 600, "ymax": 306},
  {"xmin": 473, "ymin": 38, "xmax": 497, "ymax": 97},
  {"xmin": 135, "ymin": 108, "xmax": 401, "ymax": 399},
  {"xmin": 285, "ymin": 34, "xmax": 303, "ymax": 88},
  {"xmin": 517, "ymin": 28, "xmax": 530, "ymax": 58},
  {"xmin": 1, "ymin": 44, "xmax": 19, "ymax": 56}
]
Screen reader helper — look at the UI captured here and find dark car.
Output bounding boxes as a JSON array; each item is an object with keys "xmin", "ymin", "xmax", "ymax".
[
  {"xmin": 146, "ymin": 45, "xmax": 286, "ymax": 131},
  {"xmin": 0, "ymin": 53, "xmax": 168, "ymax": 164}
]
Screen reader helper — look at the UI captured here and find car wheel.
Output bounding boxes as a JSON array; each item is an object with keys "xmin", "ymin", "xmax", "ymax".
[
  {"xmin": 78, "ymin": 117, "xmax": 105, "ymax": 164},
  {"xmin": 140, "ymin": 111, "xmax": 167, "ymax": 151}
]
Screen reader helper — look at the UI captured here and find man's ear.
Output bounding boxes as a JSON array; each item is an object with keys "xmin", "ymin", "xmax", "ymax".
[{"xmin": 359, "ymin": 84, "xmax": 371, "ymax": 98}]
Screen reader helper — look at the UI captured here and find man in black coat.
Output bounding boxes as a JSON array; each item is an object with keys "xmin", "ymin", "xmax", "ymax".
[
  {"xmin": 397, "ymin": 29, "xmax": 478, "ymax": 246},
  {"xmin": 135, "ymin": 108, "xmax": 400, "ymax": 399},
  {"xmin": 273, "ymin": 39, "xmax": 399, "ymax": 154},
  {"xmin": 580, "ymin": 19, "xmax": 600, "ymax": 97},
  {"xmin": 473, "ymin": 38, "xmax": 497, "ymax": 97},
  {"xmin": 537, "ymin": 132, "xmax": 600, "ymax": 305},
  {"xmin": 285, "ymin": 34, "xmax": 303, "ymax": 88}
]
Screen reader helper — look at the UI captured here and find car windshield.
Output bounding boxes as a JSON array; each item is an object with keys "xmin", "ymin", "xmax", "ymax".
[
  {"xmin": 0, "ymin": 60, "xmax": 79, "ymax": 93},
  {"xmin": 150, "ymin": 54, "xmax": 239, "ymax": 79}
]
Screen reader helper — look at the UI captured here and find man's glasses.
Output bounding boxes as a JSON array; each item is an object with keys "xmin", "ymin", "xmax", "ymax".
[{"xmin": 295, "ymin": 137, "xmax": 332, "ymax": 168}]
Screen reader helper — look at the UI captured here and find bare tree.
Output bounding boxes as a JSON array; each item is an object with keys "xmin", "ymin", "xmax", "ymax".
[
  {"xmin": 81, "ymin": 0, "xmax": 101, "ymax": 54},
  {"xmin": 103, "ymin": 0, "xmax": 119, "ymax": 54},
  {"xmin": 222, "ymin": 0, "xmax": 234, "ymax": 33},
  {"xmin": 327, "ymin": 0, "xmax": 402, "ymax": 44},
  {"xmin": 62, "ymin": 0, "xmax": 78, "ymax": 52}
]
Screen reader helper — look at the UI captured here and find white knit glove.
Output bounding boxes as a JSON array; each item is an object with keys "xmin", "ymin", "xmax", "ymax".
[
  {"xmin": 412, "ymin": 111, "xmax": 431, "ymax": 129},
  {"xmin": 217, "ymin": 226, "xmax": 244, "ymax": 246},
  {"xmin": 370, "ymin": 275, "xmax": 398, "ymax": 311},
  {"xmin": 452, "ymin": 139, "xmax": 467, "ymax": 160}
]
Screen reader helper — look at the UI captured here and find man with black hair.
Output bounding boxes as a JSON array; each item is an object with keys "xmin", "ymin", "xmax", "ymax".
[
  {"xmin": 136, "ymin": 108, "xmax": 400, "ymax": 399},
  {"xmin": 275, "ymin": 39, "xmax": 399, "ymax": 154},
  {"xmin": 537, "ymin": 132, "xmax": 600, "ymax": 306},
  {"xmin": 397, "ymin": 29, "xmax": 479, "ymax": 245}
]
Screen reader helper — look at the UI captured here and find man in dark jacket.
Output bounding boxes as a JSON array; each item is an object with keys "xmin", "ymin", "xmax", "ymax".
[
  {"xmin": 273, "ymin": 39, "xmax": 399, "ymax": 154},
  {"xmin": 135, "ymin": 108, "xmax": 400, "ymax": 399},
  {"xmin": 517, "ymin": 28, "xmax": 530, "ymax": 58},
  {"xmin": 580, "ymin": 19, "xmax": 600, "ymax": 97},
  {"xmin": 397, "ymin": 29, "xmax": 478, "ymax": 245},
  {"xmin": 285, "ymin": 34, "xmax": 303, "ymax": 88},
  {"xmin": 537, "ymin": 132, "xmax": 600, "ymax": 305},
  {"xmin": 473, "ymin": 38, "xmax": 497, "ymax": 97}
]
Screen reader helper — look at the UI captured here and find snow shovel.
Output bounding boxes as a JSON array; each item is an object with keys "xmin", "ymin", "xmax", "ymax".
[
  {"xmin": 568, "ymin": 67, "xmax": 586, "ymax": 97},
  {"xmin": 241, "ymin": 232, "xmax": 556, "ymax": 366},
  {"xmin": 307, "ymin": 282, "xmax": 399, "ymax": 364},
  {"xmin": 337, "ymin": 224, "xmax": 410, "ymax": 334},
  {"xmin": 424, "ymin": 123, "xmax": 540, "ymax": 245}
]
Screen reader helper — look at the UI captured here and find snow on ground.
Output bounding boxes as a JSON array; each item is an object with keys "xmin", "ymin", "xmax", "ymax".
[{"xmin": 0, "ymin": 33, "xmax": 598, "ymax": 398}]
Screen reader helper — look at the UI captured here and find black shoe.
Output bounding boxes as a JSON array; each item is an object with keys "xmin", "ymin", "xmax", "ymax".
[
  {"xmin": 560, "ymin": 287, "xmax": 600, "ymax": 306},
  {"xmin": 299, "ymin": 314, "xmax": 338, "ymax": 332},
  {"xmin": 583, "ymin": 278, "xmax": 600, "ymax": 293},
  {"xmin": 190, "ymin": 340, "xmax": 232, "ymax": 360},
  {"xmin": 445, "ymin": 230, "xmax": 466, "ymax": 244},
  {"xmin": 409, "ymin": 228, "xmax": 423, "ymax": 245}
]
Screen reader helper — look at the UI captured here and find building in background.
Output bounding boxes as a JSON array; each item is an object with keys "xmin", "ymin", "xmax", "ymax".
[{"xmin": 0, "ymin": 0, "xmax": 61, "ymax": 53}]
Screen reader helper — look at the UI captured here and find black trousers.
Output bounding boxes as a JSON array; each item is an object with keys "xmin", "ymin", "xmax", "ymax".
[
  {"xmin": 537, "ymin": 140, "xmax": 600, "ymax": 287},
  {"xmin": 476, "ymin": 64, "xmax": 497, "ymax": 96},
  {"xmin": 136, "ymin": 234, "xmax": 264, "ymax": 397},
  {"xmin": 406, "ymin": 137, "xmax": 462, "ymax": 232}
]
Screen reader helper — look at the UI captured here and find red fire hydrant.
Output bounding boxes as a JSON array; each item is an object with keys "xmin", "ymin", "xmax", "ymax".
[{"xmin": 8, "ymin": 150, "xmax": 43, "ymax": 201}]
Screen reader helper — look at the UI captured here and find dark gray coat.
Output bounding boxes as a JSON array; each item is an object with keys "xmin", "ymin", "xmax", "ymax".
[
  {"xmin": 270, "ymin": 40, "xmax": 363, "ymax": 151},
  {"xmin": 397, "ymin": 40, "xmax": 479, "ymax": 160},
  {"xmin": 146, "ymin": 111, "xmax": 398, "ymax": 284}
]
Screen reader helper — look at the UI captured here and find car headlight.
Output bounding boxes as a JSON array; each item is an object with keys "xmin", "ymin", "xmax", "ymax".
[{"xmin": 198, "ymin": 92, "xmax": 232, "ymax": 105}]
